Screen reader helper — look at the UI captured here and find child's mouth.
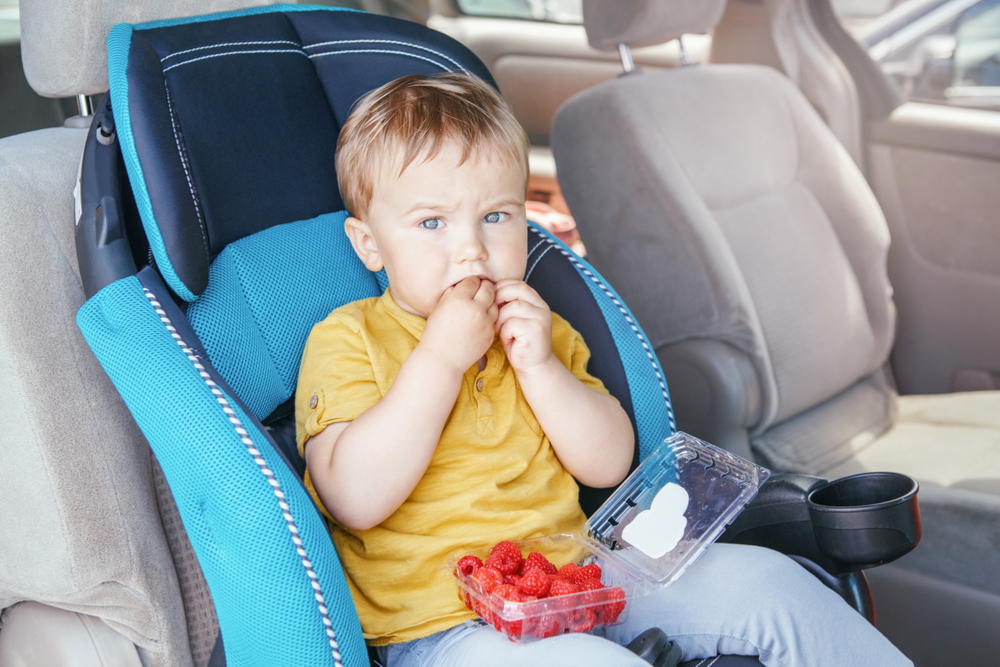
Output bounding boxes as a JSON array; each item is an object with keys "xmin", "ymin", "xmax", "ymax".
[{"xmin": 452, "ymin": 275, "xmax": 492, "ymax": 287}]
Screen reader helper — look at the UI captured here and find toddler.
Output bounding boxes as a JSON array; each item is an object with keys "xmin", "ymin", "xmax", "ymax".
[{"xmin": 295, "ymin": 72, "xmax": 912, "ymax": 667}]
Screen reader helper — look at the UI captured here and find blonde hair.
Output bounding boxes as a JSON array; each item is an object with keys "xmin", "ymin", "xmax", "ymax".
[{"xmin": 335, "ymin": 73, "xmax": 529, "ymax": 220}]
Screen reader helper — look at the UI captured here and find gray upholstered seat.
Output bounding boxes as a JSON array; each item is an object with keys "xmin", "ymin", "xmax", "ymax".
[
  {"xmin": 552, "ymin": 0, "xmax": 1000, "ymax": 662},
  {"xmin": 0, "ymin": 1, "xmax": 279, "ymax": 665}
]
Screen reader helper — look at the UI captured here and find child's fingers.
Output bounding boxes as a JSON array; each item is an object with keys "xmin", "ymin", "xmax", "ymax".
[
  {"xmin": 449, "ymin": 275, "xmax": 481, "ymax": 300},
  {"xmin": 495, "ymin": 299, "xmax": 545, "ymax": 332},
  {"xmin": 494, "ymin": 280, "xmax": 545, "ymax": 308},
  {"xmin": 473, "ymin": 278, "xmax": 496, "ymax": 306},
  {"xmin": 498, "ymin": 314, "xmax": 545, "ymax": 349}
]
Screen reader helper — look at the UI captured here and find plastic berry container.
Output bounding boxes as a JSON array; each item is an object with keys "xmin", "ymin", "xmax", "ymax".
[
  {"xmin": 441, "ymin": 533, "xmax": 643, "ymax": 643},
  {"xmin": 581, "ymin": 432, "xmax": 770, "ymax": 587},
  {"xmin": 442, "ymin": 432, "xmax": 769, "ymax": 643}
]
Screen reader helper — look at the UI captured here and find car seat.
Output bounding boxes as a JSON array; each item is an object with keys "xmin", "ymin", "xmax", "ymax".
[
  {"xmin": 52, "ymin": 4, "xmax": 905, "ymax": 667},
  {"xmin": 550, "ymin": 0, "xmax": 1000, "ymax": 663}
]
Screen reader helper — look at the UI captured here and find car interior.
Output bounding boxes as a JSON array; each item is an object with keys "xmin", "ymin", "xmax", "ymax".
[{"xmin": 1, "ymin": 0, "xmax": 999, "ymax": 666}]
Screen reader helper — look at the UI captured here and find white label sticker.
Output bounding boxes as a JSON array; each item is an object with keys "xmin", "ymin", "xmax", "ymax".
[{"xmin": 620, "ymin": 482, "xmax": 689, "ymax": 559}]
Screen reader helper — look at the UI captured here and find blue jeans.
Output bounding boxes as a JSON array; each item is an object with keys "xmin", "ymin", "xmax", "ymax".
[{"xmin": 376, "ymin": 543, "xmax": 912, "ymax": 667}]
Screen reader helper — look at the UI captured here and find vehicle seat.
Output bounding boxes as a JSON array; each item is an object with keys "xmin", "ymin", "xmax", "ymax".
[
  {"xmin": 551, "ymin": 0, "xmax": 1000, "ymax": 662},
  {"xmin": 0, "ymin": 0, "xmax": 285, "ymax": 665}
]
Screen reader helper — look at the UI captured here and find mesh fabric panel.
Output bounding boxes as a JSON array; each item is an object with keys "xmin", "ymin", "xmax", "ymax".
[
  {"xmin": 527, "ymin": 223, "xmax": 676, "ymax": 461},
  {"xmin": 77, "ymin": 275, "xmax": 367, "ymax": 667},
  {"xmin": 187, "ymin": 211, "xmax": 380, "ymax": 421}
]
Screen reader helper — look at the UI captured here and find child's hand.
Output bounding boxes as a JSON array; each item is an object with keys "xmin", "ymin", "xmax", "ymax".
[
  {"xmin": 494, "ymin": 279, "xmax": 553, "ymax": 373},
  {"xmin": 420, "ymin": 276, "xmax": 498, "ymax": 374}
]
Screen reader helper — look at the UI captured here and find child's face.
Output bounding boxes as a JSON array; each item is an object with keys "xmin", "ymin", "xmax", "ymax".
[{"xmin": 347, "ymin": 141, "xmax": 528, "ymax": 318}]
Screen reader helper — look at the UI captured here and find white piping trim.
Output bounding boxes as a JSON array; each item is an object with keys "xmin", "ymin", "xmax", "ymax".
[
  {"xmin": 527, "ymin": 236, "xmax": 547, "ymax": 260},
  {"xmin": 141, "ymin": 288, "xmax": 344, "ymax": 667},
  {"xmin": 161, "ymin": 40, "xmax": 301, "ymax": 62},
  {"xmin": 523, "ymin": 244, "xmax": 553, "ymax": 282},
  {"xmin": 304, "ymin": 38, "xmax": 469, "ymax": 74},
  {"xmin": 163, "ymin": 48, "xmax": 307, "ymax": 73},
  {"xmin": 163, "ymin": 85, "xmax": 209, "ymax": 261},
  {"xmin": 527, "ymin": 228, "xmax": 675, "ymax": 430},
  {"xmin": 307, "ymin": 48, "xmax": 449, "ymax": 71}
]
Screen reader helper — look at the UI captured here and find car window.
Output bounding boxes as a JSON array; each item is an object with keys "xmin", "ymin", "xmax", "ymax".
[
  {"xmin": 0, "ymin": 0, "xmax": 18, "ymax": 43},
  {"xmin": 456, "ymin": 0, "xmax": 581, "ymax": 23},
  {"xmin": 838, "ymin": 0, "xmax": 1000, "ymax": 110}
]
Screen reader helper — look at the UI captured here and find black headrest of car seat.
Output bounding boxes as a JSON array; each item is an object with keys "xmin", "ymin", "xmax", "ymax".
[{"xmin": 104, "ymin": 5, "xmax": 495, "ymax": 301}]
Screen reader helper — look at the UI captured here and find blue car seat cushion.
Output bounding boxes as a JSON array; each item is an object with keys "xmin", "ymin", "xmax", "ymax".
[
  {"xmin": 106, "ymin": 4, "xmax": 495, "ymax": 302},
  {"xmin": 186, "ymin": 210, "xmax": 381, "ymax": 424},
  {"xmin": 77, "ymin": 268, "xmax": 365, "ymax": 667}
]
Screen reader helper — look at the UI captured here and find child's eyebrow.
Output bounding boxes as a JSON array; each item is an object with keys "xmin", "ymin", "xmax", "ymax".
[
  {"xmin": 402, "ymin": 198, "xmax": 524, "ymax": 216},
  {"xmin": 488, "ymin": 198, "xmax": 525, "ymax": 209}
]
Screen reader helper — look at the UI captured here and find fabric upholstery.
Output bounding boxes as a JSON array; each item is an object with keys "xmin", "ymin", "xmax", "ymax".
[
  {"xmin": 551, "ymin": 48, "xmax": 1000, "ymax": 630},
  {"xmin": 0, "ymin": 128, "xmax": 193, "ymax": 667},
  {"xmin": 581, "ymin": 0, "xmax": 725, "ymax": 51},
  {"xmin": 152, "ymin": 458, "xmax": 220, "ymax": 667},
  {"xmin": 18, "ymin": 0, "xmax": 277, "ymax": 98},
  {"xmin": 78, "ymin": 268, "xmax": 369, "ymax": 667},
  {"xmin": 552, "ymin": 64, "xmax": 895, "ymax": 446},
  {"xmin": 761, "ymin": 0, "xmax": 863, "ymax": 164}
]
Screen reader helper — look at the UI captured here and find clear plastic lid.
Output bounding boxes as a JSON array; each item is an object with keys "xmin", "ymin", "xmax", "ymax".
[{"xmin": 582, "ymin": 432, "xmax": 770, "ymax": 588}]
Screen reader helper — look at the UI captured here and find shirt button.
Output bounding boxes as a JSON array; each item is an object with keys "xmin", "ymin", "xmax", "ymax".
[
  {"xmin": 476, "ymin": 378, "xmax": 484, "ymax": 391},
  {"xmin": 309, "ymin": 395, "xmax": 318, "ymax": 408}
]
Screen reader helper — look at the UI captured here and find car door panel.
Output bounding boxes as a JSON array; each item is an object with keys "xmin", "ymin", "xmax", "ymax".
[{"xmin": 869, "ymin": 101, "xmax": 1000, "ymax": 394}]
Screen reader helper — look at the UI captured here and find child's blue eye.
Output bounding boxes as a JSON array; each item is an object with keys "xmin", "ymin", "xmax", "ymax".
[
  {"xmin": 484, "ymin": 212, "xmax": 507, "ymax": 224},
  {"xmin": 419, "ymin": 218, "xmax": 443, "ymax": 230}
]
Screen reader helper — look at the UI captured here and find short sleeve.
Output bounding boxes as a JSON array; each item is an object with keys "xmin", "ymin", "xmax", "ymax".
[
  {"xmin": 295, "ymin": 313, "xmax": 383, "ymax": 457},
  {"xmin": 551, "ymin": 313, "xmax": 617, "ymax": 403}
]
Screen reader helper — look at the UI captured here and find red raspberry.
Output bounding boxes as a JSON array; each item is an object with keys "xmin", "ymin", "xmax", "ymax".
[
  {"xmin": 570, "ymin": 608, "xmax": 597, "ymax": 633},
  {"xmin": 491, "ymin": 583, "xmax": 524, "ymax": 607},
  {"xmin": 471, "ymin": 565, "xmax": 503, "ymax": 595},
  {"xmin": 571, "ymin": 564, "xmax": 602, "ymax": 585},
  {"xmin": 502, "ymin": 617, "xmax": 523, "ymax": 640},
  {"xmin": 455, "ymin": 555, "xmax": 483, "ymax": 579},
  {"xmin": 577, "ymin": 577, "xmax": 605, "ymax": 606},
  {"xmin": 486, "ymin": 553, "xmax": 522, "ymax": 576},
  {"xmin": 490, "ymin": 583, "xmax": 519, "ymax": 628},
  {"xmin": 522, "ymin": 551, "xmax": 557, "ymax": 576},
  {"xmin": 503, "ymin": 573, "xmax": 522, "ymax": 587},
  {"xmin": 517, "ymin": 568, "xmax": 551, "ymax": 598},
  {"xmin": 490, "ymin": 540, "xmax": 522, "ymax": 563},
  {"xmin": 549, "ymin": 578, "xmax": 580, "ymax": 598},
  {"xmin": 557, "ymin": 563, "xmax": 580, "ymax": 580},
  {"xmin": 530, "ymin": 614, "xmax": 564, "ymax": 639},
  {"xmin": 601, "ymin": 587, "xmax": 626, "ymax": 624}
]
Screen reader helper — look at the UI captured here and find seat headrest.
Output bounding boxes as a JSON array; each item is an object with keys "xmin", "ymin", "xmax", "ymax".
[
  {"xmin": 107, "ymin": 5, "xmax": 494, "ymax": 301},
  {"xmin": 19, "ymin": 0, "xmax": 279, "ymax": 97},
  {"xmin": 581, "ymin": 0, "xmax": 726, "ymax": 51}
]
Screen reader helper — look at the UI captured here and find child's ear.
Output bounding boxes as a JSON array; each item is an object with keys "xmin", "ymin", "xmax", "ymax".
[{"xmin": 344, "ymin": 216, "xmax": 383, "ymax": 272}]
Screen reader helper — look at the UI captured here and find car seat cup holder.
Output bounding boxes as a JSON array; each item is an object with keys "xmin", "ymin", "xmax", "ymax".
[{"xmin": 806, "ymin": 472, "xmax": 921, "ymax": 570}]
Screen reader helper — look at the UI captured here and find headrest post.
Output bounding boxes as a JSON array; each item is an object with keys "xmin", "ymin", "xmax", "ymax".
[
  {"xmin": 677, "ymin": 36, "xmax": 693, "ymax": 66},
  {"xmin": 77, "ymin": 94, "xmax": 94, "ymax": 117},
  {"xmin": 618, "ymin": 43, "xmax": 636, "ymax": 74}
]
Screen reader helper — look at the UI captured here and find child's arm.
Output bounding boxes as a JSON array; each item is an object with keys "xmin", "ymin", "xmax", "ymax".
[
  {"xmin": 494, "ymin": 280, "xmax": 634, "ymax": 489},
  {"xmin": 305, "ymin": 277, "xmax": 498, "ymax": 531}
]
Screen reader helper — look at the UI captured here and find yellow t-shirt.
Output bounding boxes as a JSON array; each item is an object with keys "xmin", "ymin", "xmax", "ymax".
[{"xmin": 295, "ymin": 290, "xmax": 613, "ymax": 645}]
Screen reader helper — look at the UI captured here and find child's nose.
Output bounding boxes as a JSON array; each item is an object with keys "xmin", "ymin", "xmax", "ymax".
[{"xmin": 454, "ymin": 227, "xmax": 488, "ymax": 263}]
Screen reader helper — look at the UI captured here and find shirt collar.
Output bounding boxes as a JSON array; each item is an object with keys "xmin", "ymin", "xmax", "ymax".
[{"xmin": 377, "ymin": 288, "xmax": 427, "ymax": 340}]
